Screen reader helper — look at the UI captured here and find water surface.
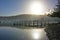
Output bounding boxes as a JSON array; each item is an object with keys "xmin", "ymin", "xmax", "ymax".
[{"xmin": 0, "ymin": 27, "xmax": 48, "ymax": 40}]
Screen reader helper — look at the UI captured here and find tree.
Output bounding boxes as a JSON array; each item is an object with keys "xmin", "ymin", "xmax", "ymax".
[
  {"xmin": 49, "ymin": 0, "xmax": 60, "ymax": 18},
  {"xmin": 46, "ymin": 0, "xmax": 60, "ymax": 40}
]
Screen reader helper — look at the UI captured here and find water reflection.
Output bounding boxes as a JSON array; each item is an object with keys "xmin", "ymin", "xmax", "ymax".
[
  {"xmin": 0, "ymin": 27, "xmax": 48, "ymax": 40},
  {"xmin": 31, "ymin": 29, "xmax": 41, "ymax": 39},
  {"xmin": 30, "ymin": 29, "xmax": 47, "ymax": 40},
  {"xmin": 32, "ymin": 30, "xmax": 39, "ymax": 39}
]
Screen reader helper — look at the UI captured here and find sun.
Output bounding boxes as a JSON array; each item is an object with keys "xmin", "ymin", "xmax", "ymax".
[{"xmin": 29, "ymin": 1, "xmax": 45, "ymax": 15}]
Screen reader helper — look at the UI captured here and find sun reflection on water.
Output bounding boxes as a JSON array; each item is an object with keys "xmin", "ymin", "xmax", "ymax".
[
  {"xmin": 31, "ymin": 29, "xmax": 44, "ymax": 40},
  {"xmin": 33, "ymin": 31, "xmax": 40, "ymax": 39}
]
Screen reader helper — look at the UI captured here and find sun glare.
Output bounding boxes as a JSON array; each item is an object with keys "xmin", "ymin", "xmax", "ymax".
[
  {"xmin": 31, "ymin": 29, "xmax": 43, "ymax": 39},
  {"xmin": 29, "ymin": 1, "xmax": 45, "ymax": 15}
]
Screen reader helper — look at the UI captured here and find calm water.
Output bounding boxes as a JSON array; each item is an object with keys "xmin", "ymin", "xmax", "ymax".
[{"xmin": 0, "ymin": 27, "xmax": 49, "ymax": 40}]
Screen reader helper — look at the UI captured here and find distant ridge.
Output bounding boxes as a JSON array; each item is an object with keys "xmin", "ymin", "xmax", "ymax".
[
  {"xmin": 0, "ymin": 14, "xmax": 44, "ymax": 19},
  {"xmin": 0, "ymin": 14, "xmax": 60, "ymax": 22}
]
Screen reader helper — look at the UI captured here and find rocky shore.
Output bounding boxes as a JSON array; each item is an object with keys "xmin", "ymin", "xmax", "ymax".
[{"xmin": 45, "ymin": 23, "xmax": 60, "ymax": 40}]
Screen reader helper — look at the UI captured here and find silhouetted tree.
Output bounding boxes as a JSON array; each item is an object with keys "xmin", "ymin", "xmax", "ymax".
[
  {"xmin": 46, "ymin": 0, "xmax": 60, "ymax": 40},
  {"xmin": 49, "ymin": 0, "xmax": 60, "ymax": 18}
]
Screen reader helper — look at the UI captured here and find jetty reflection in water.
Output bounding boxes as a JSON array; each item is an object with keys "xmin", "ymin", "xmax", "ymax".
[{"xmin": 0, "ymin": 27, "xmax": 48, "ymax": 40}]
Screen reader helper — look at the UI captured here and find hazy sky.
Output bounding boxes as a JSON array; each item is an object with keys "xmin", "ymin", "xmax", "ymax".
[{"xmin": 0, "ymin": 0, "xmax": 57, "ymax": 16}]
